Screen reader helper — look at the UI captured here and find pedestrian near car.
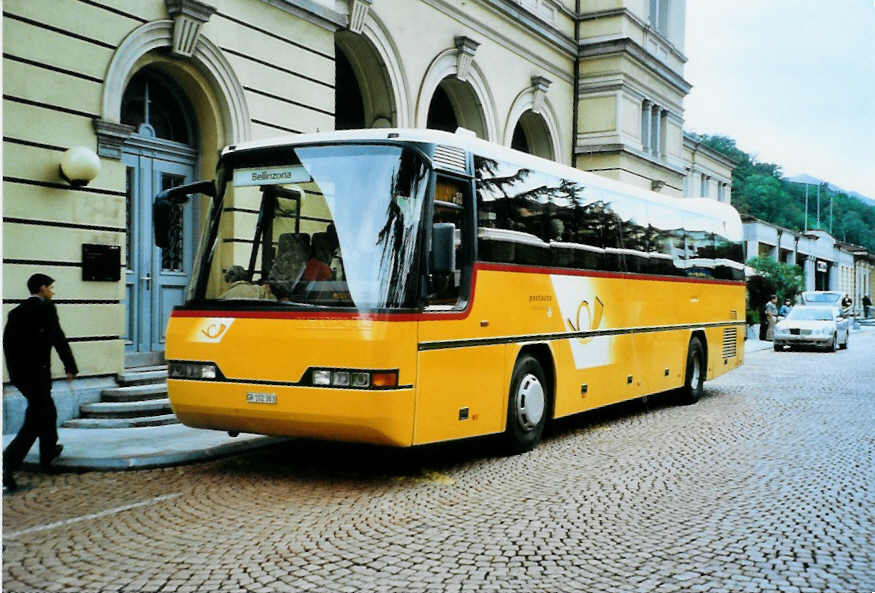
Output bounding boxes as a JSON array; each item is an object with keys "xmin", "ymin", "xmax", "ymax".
[
  {"xmin": 3, "ymin": 274, "xmax": 78, "ymax": 493},
  {"xmin": 779, "ymin": 299, "xmax": 792, "ymax": 318},
  {"xmin": 765, "ymin": 295, "xmax": 778, "ymax": 341},
  {"xmin": 863, "ymin": 294, "xmax": 872, "ymax": 319}
]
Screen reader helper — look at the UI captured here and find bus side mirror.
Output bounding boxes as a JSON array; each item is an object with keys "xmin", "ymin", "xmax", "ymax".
[
  {"xmin": 153, "ymin": 180, "xmax": 216, "ymax": 248},
  {"xmin": 430, "ymin": 223, "xmax": 456, "ymax": 274}
]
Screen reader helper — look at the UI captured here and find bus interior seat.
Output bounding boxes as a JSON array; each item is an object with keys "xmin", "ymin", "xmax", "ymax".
[{"xmin": 269, "ymin": 232, "xmax": 310, "ymax": 289}]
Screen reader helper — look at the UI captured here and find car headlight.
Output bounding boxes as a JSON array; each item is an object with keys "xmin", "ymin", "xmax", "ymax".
[{"xmin": 775, "ymin": 327, "xmax": 789, "ymax": 336}]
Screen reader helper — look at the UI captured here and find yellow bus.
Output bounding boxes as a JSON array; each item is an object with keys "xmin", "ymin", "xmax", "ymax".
[{"xmin": 154, "ymin": 128, "xmax": 745, "ymax": 454}]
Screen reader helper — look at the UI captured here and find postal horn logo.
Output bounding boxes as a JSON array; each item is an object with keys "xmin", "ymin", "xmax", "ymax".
[
  {"xmin": 566, "ymin": 296, "xmax": 605, "ymax": 344},
  {"xmin": 201, "ymin": 323, "xmax": 228, "ymax": 340}
]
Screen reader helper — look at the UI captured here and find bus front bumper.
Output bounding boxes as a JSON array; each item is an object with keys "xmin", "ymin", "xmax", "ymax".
[{"xmin": 167, "ymin": 379, "xmax": 415, "ymax": 447}]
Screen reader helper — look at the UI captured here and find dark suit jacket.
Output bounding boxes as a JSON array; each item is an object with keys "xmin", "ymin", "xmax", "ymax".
[{"xmin": 3, "ymin": 297, "xmax": 78, "ymax": 386}]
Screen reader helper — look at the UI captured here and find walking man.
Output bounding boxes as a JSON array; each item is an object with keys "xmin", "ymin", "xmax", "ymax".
[
  {"xmin": 3, "ymin": 273, "xmax": 78, "ymax": 492},
  {"xmin": 863, "ymin": 294, "xmax": 872, "ymax": 319}
]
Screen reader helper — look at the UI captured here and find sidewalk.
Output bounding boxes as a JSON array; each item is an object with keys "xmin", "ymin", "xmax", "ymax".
[{"xmin": 2, "ymin": 424, "xmax": 285, "ymax": 472}]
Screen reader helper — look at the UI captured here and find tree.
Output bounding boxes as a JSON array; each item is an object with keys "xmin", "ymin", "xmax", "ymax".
[
  {"xmin": 689, "ymin": 133, "xmax": 875, "ymax": 252},
  {"xmin": 746, "ymin": 256, "xmax": 805, "ymax": 304}
]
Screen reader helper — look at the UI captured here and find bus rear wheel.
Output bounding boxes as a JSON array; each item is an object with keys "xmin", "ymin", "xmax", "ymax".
[
  {"xmin": 677, "ymin": 337, "xmax": 705, "ymax": 405},
  {"xmin": 503, "ymin": 355, "xmax": 548, "ymax": 455}
]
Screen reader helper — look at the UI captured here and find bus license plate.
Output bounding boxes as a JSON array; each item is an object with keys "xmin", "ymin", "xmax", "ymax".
[{"xmin": 247, "ymin": 392, "xmax": 277, "ymax": 404}]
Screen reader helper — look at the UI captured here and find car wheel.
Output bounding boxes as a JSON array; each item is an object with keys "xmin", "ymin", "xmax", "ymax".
[
  {"xmin": 773, "ymin": 342, "xmax": 782, "ymax": 352},
  {"xmin": 677, "ymin": 337, "xmax": 705, "ymax": 405},
  {"xmin": 503, "ymin": 355, "xmax": 548, "ymax": 455},
  {"xmin": 827, "ymin": 333, "xmax": 837, "ymax": 352}
]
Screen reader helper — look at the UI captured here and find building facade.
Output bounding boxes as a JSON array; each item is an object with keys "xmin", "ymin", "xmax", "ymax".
[
  {"xmin": 742, "ymin": 218, "xmax": 875, "ymax": 313},
  {"xmin": 3, "ymin": 0, "xmax": 734, "ymax": 426}
]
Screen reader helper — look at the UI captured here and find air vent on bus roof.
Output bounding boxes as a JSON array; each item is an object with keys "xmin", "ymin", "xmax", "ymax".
[{"xmin": 433, "ymin": 145, "xmax": 468, "ymax": 174}]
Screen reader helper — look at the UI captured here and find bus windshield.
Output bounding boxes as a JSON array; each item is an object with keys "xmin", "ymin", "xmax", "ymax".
[{"xmin": 194, "ymin": 144, "xmax": 430, "ymax": 310}]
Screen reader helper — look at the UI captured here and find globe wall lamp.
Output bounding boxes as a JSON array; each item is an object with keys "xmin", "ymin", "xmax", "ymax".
[{"xmin": 59, "ymin": 146, "xmax": 100, "ymax": 187}]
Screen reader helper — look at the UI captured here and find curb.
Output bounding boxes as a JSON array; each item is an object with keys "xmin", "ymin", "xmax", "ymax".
[{"xmin": 14, "ymin": 432, "xmax": 287, "ymax": 472}]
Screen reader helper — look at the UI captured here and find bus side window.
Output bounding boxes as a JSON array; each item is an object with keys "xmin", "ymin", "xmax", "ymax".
[{"xmin": 429, "ymin": 177, "xmax": 468, "ymax": 306}]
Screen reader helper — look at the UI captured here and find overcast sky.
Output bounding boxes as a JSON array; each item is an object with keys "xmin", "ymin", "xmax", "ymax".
[{"xmin": 683, "ymin": 0, "xmax": 875, "ymax": 199}]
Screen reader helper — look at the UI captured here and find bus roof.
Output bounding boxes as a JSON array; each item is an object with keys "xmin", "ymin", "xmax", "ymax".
[{"xmin": 225, "ymin": 128, "xmax": 743, "ymax": 241}]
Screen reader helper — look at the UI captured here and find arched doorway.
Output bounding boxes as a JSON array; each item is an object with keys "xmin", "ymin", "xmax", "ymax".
[
  {"xmin": 335, "ymin": 31, "xmax": 397, "ymax": 128},
  {"xmin": 121, "ymin": 68, "xmax": 198, "ymax": 365},
  {"xmin": 510, "ymin": 110, "xmax": 554, "ymax": 160},
  {"xmin": 425, "ymin": 77, "xmax": 488, "ymax": 138}
]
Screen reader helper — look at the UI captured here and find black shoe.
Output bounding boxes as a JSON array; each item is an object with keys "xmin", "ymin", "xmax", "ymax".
[{"xmin": 41, "ymin": 444, "xmax": 64, "ymax": 469}]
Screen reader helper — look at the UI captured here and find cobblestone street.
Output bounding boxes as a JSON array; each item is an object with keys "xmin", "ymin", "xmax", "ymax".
[{"xmin": 3, "ymin": 331, "xmax": 874, "ymax": 593}]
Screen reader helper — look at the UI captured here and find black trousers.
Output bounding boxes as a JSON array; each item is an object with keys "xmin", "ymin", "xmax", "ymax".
[{"xmin": 3, "ymin": 376, "xmax": 58, "ymax": 474}]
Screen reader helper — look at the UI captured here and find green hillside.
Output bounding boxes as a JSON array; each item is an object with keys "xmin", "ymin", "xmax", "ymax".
[{"xmin": 689, "ymin": 134, "xmax": 875, "ymax": 252}]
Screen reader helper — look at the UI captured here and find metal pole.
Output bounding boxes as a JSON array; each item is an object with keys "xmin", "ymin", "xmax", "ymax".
[
  {"xmin": 829, "ymin": 192, "xmax": 833, "ymax": 234},
  {"xmin": 804, "ymin": 184, "xmax": 808, "ymax": 230},
  {"xmin": 816, "ymin": 183, "xmax": 821, "ymax": 228}
]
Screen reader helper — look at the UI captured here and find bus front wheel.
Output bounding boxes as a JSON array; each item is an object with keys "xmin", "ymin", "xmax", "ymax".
[
  {"xmin": 677, "ymin": 337, "xmax": 705, "ymax": 405},
  {"xmin": 503, "ymin": 355, "xmax": 548, "ymax": 455}
]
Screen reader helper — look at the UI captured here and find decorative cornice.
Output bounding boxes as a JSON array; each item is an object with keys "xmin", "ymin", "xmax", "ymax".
[
  {"xmin": 683, "ymin": 132, "xmax": 741, "ymax": 168},
  {"xmin": 454, "ymin": 36, "xmax": 480, "ymax": 82},
  {"xmin": 576, "ymin": 142, "xmax": 688, "ymax": 176},
  {"xmin": 348, "ymin": 0, "xmax": 372, "ymax": 34},
  {"xmin": 93, "ymin": 120, "xmax": 136, "ymax": 159},
  {"xmin": 579, "ymin": 36, "xmax": 691, "ymax": 95},
  {"xmin": 577, "ymin": 7, "xmax": 687, "ymax": 64},
  {"xmin": 470, "ymin": 0, "xmax": 576, "ymax": 56},
  {"xmin": 165, "ymin": 0, "xmax": 216, "ymax": 57}
]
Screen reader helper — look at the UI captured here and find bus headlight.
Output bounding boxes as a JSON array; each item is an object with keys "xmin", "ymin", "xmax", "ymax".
[
  {"xmin": 169, "ymin": 361, "xmax": 219, "ymax": 380},
  {"xmin": 313, "ymin": 369, "xmax": 332, "ymax": 385},
  {"xmin": 308, "ymin": 368, "xmax": 397, "ymax": 389}
]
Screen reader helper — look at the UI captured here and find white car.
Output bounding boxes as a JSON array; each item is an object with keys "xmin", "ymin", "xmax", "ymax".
[{"xmin": 773, "ymin": 305, "xmax": 850, "ymax": 352}]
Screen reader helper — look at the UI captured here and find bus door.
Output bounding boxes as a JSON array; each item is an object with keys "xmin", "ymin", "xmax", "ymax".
[{"xmin": 414, "ymin": 174, "xmax": 506, "ymax": 445}]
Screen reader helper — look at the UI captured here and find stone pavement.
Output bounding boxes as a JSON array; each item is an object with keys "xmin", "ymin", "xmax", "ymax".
[{"xmin": 3, "ymin": 327, "xmax": 873, "ymax": 592}]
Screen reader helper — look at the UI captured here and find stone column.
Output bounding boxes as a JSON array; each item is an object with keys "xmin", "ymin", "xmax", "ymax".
[
  {"xmin": 650, "ymin": 104, "xmax": 660, "ymax": 156},
  {"xmin": 805, "ymin": 256, "xmax": 816, "ymax": 291},
  {"xmin": 641, "ymin": 100, "xmax": 652, "ymax": 152}
]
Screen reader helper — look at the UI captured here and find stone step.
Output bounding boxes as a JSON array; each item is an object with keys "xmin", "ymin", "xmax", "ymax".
[
  {"xmin": 116, "ymin": 369, "xmax": 168, "ymax": 386},
  {"xmin": 80, "ymin": 398, "xmax": 172, "ymax": 419},
  {"xmin": 101, "ymin": 383, "xmax": 168, "ymax": 403},
  {"xmin": 62, "ymin": 414, "xmax": 180, "ymax": 429}
]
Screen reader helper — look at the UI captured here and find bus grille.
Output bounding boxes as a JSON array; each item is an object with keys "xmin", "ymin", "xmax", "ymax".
[
  {"xmin": 433, "ymin": 145, "xmax": 467, "ymax": 174},
  {"xmin": 722, "ymin": 327, "xmax": 738, "ymax": 358}
]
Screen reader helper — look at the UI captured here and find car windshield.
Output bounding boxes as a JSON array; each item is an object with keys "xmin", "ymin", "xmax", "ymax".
[
  {"xmin": 786, "ymin": 308, "xmax": 834, "ymax": 321},
  {"xmin": 802, "ymin": 292, "xmax": 841, "ymax": 304},
  {"xmin": 192, "ymin": 143, "xmax": 430, "ymax": 310}
]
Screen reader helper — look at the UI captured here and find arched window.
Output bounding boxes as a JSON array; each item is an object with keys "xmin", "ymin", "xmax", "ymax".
[{"xmin": 121, "ymin": 69, "xmax": 195, "ymax": 145}]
